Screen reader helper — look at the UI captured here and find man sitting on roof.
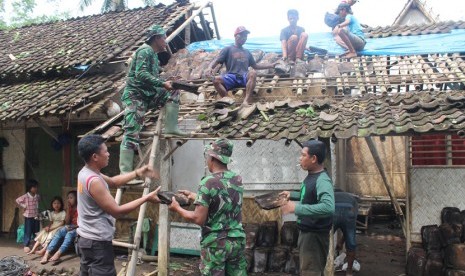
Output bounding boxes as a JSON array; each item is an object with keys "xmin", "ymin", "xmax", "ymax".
[
  {"xmin": 280, "ymin": 9, "xmax": 308, "ymax": 63},
  {"xmin": 332, "ymin": 3, "xmax": 366, "ymax": 58},
  {"xmin": 120, "ymin": 24, "xmax": 187, "ymax": 179},
  {"xmin": 208, "ymin": 26, "xmax": 276, "ymax": 106}
]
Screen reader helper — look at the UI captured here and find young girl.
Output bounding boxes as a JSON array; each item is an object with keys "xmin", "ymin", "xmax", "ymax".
[
  {"xmin": 29, "ymin": 196, "xmax": 65, "ymax": 255},
  {"xmin": 16, "ymin": 179, "xmax": 40, "ymax": 253},
  {"xmin": 41, "ymin": 191, "xmax": 78, "ymax": 264}
]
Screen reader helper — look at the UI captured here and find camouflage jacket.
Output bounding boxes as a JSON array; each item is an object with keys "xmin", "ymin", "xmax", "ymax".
[
  {"xmin": 194, "ymin": 170, "xmax": 246, "ymax": 246},
  {"xmin": 122, "ymin": 44, "xmax": 164, "ymax": 100}
]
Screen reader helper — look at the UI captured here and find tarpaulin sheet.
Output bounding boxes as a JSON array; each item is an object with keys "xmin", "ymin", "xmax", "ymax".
[{"xmin": 187, "ymin": 29, "xmax": 465, "ymax": 56}]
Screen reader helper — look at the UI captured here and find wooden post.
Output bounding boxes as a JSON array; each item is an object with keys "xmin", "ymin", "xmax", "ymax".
[
  {"xmin": 405, "ymin": 136, "xmax": 412, "ymax": 255},
  {"xmin": 157, "ymin": 139, "xmax": 172, "ymax": 276},
  {"xmin": 365, "ymin": 137, "xmax": 407, "ymax": 237},
  {"xmin": 336, "ymin": 139, "xmax": 347, "ymax": 191}
]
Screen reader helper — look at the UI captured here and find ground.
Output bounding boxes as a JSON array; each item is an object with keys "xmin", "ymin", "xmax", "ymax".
[{"xmin": 0, "ymin": 219, "xmax": 405, "ymax": 275}]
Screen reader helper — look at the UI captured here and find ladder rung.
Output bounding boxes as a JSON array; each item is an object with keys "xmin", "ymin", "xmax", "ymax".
[{"xmin": 112, "ymin": 240, "xmax": 137, "ymax": 250}]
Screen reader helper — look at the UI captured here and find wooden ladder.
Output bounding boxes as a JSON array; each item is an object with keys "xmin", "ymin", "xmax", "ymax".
[{"xmin": 112, "ymin": 108, "xmax": 171, "ymax": 276}]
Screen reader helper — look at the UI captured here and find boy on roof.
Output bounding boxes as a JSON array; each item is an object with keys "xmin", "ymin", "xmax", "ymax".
[
  {"xmin": 332, "ymin": 3, "xmax": 366, "ymax": 58},
  {"xmin": 280, "ymin": 9, "xmax": 308, "ymax": 63}
]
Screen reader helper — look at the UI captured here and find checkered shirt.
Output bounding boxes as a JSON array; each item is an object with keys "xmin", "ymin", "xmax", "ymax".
[{"xmin": 16, "ymin": 192, "xmax": 40, "ymax": 218}]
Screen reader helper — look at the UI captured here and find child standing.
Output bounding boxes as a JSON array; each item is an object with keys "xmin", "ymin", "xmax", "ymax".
[
  {"xmin": 16, "ymin": 179, "xmax": 40, "ymax": 253},
  {"xmin": 41, "ymin": 191, "xmax": 78, "ymax": 264},
  {"xmin": 29, "ymin": 196, "xmax": 65, "ymax": 255}
]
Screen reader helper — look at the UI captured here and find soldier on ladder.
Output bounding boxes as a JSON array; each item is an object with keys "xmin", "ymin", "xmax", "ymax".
[{"xmin": 119, "ymin": 24, "xmax": 188, "ymax": 178}]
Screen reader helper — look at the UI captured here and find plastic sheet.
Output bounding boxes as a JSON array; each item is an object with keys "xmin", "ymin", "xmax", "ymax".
[{"xmin": 187, "ymin": 29, "xmax": 465, "ymax": 56}]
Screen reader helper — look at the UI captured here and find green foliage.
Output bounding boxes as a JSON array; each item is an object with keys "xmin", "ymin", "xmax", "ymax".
[
  {"xmin": 0, "ymin": 0, "xmax": 70, "ymax": 30},
  {"xmin": 79, "ymin": 0, "xmax": 157, "ymax": 13},
  {"xmin": 295, "ymin": 106, "xmax": 316, "ymax": 117}
]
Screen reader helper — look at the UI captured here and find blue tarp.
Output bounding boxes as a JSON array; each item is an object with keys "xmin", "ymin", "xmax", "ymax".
[{"xmin": 187, "ymin": 29, "xmax": 465, "ymax": 56}]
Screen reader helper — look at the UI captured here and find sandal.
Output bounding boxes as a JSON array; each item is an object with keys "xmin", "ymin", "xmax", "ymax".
[{"xmin": 40, "ymin": 258, "xmax": 48, "ymax": 265}]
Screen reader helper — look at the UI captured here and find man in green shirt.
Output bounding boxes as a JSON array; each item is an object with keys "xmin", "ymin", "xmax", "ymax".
[
  {"xmin": 281, "ymin": 140, "xmax": 335, "ymax": 276},
  {"xmin": 169, "ymin": 139, "xmax": 247, "ymax": 275},
  {"xmin": 120, "ymin": 25, "xmax": 187, "ymax": 177}
]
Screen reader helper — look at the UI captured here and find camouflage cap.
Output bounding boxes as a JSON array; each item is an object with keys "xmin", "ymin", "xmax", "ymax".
[
  {"xmin": 146, "ymin": 25, "xmax": 166, "ymax": 41},
  {"xmin": 204, "ymin": 138, "xmax": 233, "ymax": 164}
]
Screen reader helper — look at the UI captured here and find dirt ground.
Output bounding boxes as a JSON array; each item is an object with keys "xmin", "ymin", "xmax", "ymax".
[{"xmin": 0, "ymin": 219, "xmax": 406, "ymax": 275}]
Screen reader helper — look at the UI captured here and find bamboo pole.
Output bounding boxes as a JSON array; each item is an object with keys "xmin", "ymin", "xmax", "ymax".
[
  {"xmin": 365, "ymin": 137, "xmax": 407, "ymax": 237},
  {"xmin": 126, "ymin": 110, "xmax": 165, "ymax": 276}
]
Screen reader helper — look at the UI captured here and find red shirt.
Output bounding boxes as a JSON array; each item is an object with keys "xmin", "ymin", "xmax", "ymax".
[{"xmin": 67, "ymin": 204, "xmax": 78, "ymax": 225}]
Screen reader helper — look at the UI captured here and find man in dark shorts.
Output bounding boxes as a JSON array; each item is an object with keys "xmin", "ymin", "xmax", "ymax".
[
  {"xmin": 209, "ymin": 26, "xmax": 276, "ymax": 105},
  {"xmin": 280, "ymin": 9, "xmax": 308, "ymax": 63},
  {"xmin": 332, "ymin": 3, "xmax": 366, "ymax": 58},
  {"xmin": 169, "ymin": 139, "xmax": 247, "ymax": 275},
  {"xmin": 334, "ymin": 189, "xmax": 358, "ymax": 276},
  {"xmin": 281, "ymin": 140, "xmax": 335, "ymax": 276}
]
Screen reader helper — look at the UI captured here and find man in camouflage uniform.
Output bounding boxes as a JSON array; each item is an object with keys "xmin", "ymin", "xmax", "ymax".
[
  {"xmin": 169, "ymin": 138, "xmax": 247, "ymax": 276},
  {"xmin": 120, "ymin": 24, "xmax": 187, "ymax": 177}
]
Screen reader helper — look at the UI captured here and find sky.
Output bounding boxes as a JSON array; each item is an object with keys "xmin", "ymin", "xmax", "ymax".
[{"xmin": 8, "ymin": 0, "xmax": 465, "ymax": 38}]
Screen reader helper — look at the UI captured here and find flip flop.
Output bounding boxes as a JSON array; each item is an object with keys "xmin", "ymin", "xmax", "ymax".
[{"xmin": 40, "ymin": 258, "xmax": 48, "ymax": 265}]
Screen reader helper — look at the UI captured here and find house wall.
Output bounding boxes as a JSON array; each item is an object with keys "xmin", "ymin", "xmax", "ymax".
[
  {"xmin": 409, "ymin": 167, "xmax": 465, "ymax": 243},
  {"xmin": 398, "ymin": 8, "xmax": 432, "ymax": 26},
  {"xmin": 345, "ymin": 137, "xmax": 407, "ymax": 197},
  {"xmin": 1, "ymin": 129, "xmax": 26, "ymax": 232}
]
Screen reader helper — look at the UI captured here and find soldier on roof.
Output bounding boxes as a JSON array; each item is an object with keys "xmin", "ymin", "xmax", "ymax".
[
  {"xmin": 280, "ymin": 9, "xmax": 308, "ymax": 63},
  {"xmin": 120, "ymin": 24, "xmax": 187, "ymax": 178},
  {"xmin": 332, "ymin": 3, "xmax": 366, "ymax": 58}
]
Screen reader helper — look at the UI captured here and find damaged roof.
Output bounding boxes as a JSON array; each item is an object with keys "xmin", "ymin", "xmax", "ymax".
[
  {"xmin": 0, "ymin": 72, "xmax": 125, "ymax": 121},
  {"xmin": 0, "ymin": 2, "xmax": 193, "ymax": 79},
  {"xmin": 89, "ymin": 90, "xmax": 465, "ymax": 142},
  {"xmin": 0, "ymin": 1, "xmax": 207, "ymax": 121}
]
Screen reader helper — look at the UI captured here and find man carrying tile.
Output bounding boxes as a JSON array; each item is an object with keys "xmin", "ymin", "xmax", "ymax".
[
  {"xmin": 120, "ymin": 24, "xmax": 187, "ymax": 179},
  {"xmin": 168, "ymin": 139, "xmax": 247, "ymax": 275},
  {"xmin": 208, "ymin": 26, "xmax": 276, "ymax": 106},
  {"xmin": 332, "ymin": 3, "xmax": 365, "ymax": 58},
  {"xmin": 280, "ymin": 140, "xmax": 335, "ymax": 276},
  {"xmin": 280, "ymin": 9, "xmax": 308, "ymax": 63}
]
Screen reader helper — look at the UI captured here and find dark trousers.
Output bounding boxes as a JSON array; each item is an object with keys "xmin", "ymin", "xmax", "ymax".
[
  {"xmin": 24, "ymin": 217, "xmax": 40, "ymax": 247},
  {"xmin": 78, "ymin": 236, "xmax": 116, "ymax": 276},
  {"xmin": 298, "ymin": 231, "xmax": 330, "ymax": 276}
]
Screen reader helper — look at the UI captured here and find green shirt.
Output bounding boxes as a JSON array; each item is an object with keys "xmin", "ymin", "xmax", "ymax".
[
  {"xmin": 122, "ymin": 44, "xmax": 164, "ymax": 100},
  {"xmin": 194, "ymin": 170, "xmax": 246, "ymax": 246},
  {"xmin": 291, "ymin": 172, "xmax": 335, "ymax": 218}
]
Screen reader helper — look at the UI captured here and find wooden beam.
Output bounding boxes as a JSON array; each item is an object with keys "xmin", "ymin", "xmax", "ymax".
[
  {"xmin": 208, "ymin": 2, "xmax": 221, "ymax": 39},
  {"xmin": 33, "ymin": 117, "xmax": 59, "ymax": 142},
  {"xmin": 165, "ymin": 2, "xmax": 211, "ymax": 44},
  {"xmin": 336, "ymin": 139, "xmax": 347, "ymax": 191},
  {"xmin": 365, "ymin": 137, "xmax": 407, "ymax": 237},
  {"xmin": 158, "ymin": 139, "xmax": 172, "ymax": 276}
]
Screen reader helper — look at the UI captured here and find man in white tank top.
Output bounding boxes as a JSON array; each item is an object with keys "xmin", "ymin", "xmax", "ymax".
[{"xmin": 76, "ymin": 134, "xmax": 161, "ymax": 276}]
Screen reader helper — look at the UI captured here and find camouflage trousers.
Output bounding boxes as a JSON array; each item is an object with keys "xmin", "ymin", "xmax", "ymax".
[
  {"xmin": 120, "ymin": 89, "xmax": 178, "ymax": 150},
  {"xmin": 200, "ymin": 237, "xmax": 247, "ymax": 276}
]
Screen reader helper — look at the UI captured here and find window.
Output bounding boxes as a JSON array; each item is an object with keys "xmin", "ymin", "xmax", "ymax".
[{"xmin": 411, "ymin": 134, "xmax": 465, "ymax": 166}]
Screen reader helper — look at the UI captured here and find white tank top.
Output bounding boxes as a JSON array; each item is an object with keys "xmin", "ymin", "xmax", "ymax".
[{"xmin": 77, "ymin": 166, "xmax": 116, "ymax": 241}]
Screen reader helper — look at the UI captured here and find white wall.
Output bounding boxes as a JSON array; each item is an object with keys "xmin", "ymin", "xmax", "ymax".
[
  {"xmin": 1, "ymin": 129, "xmax": 25, "ymax": 180},
  {"xmin": 172, "ymin": 140, "xmax": 306, "ymax": 196}
]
